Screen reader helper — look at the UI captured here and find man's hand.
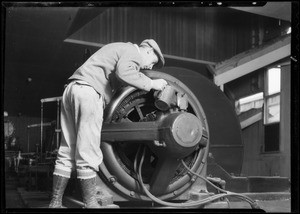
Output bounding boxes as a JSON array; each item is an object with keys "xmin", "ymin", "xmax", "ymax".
[{"xmin": 151, "ymin": 79, "xmax": 168, "ymax": 91}]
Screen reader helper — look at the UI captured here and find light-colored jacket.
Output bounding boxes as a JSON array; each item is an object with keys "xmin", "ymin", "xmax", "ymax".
[{"xmin": 69, "ymin": 42, "xmax": 153, "ymax": 104}]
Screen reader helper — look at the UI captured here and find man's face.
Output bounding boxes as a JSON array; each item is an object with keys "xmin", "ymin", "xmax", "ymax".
[{"xmin": 141, "ymin": 47, "xmax": 159, "ymax": 70}]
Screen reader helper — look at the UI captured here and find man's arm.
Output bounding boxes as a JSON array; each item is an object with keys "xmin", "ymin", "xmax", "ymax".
[
  {"xmin": 116, "ymin": 55, "xmax": 153, "ymax": 91},
  {"xmin": 116, "ymin": 51, "xmax": 167, "ymax": 91}
]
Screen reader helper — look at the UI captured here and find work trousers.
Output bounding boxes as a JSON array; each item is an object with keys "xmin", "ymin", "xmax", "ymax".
[{"xmin": 53, "ymin": 81, "xmax": 104, "ymax": 179}]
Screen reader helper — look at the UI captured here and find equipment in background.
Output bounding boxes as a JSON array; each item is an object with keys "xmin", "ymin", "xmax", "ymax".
[
  {"xmin": 4, "ymin": 120, "xmax": 15, "ymax": 138},
  {"xmin": 40, "ymin": 96, "xmax": 62, "ymax": 162},
  {"xmin": 4, "ymin": 119, "xmax": 15, "ymax": 150},
  {"xmin": 13, "ymin": 96, "xmax": 62, "ymax": 191},
  {"xmin": 4, "ymin": 117, "xmax": 20, "ymax": 174}
]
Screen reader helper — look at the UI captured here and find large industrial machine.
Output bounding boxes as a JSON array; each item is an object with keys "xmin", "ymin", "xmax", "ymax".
[
  {"xmin": 60, "ymin": 67, "xmax": 259, "ymax": 209},
  {"xmin": 13, "ymin": 67, "xmax": 260, "ymax": 209}
]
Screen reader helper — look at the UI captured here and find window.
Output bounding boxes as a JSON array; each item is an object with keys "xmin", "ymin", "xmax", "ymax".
[
  {"xmin": 263, "ymin": 67, "xmax": 281, "ymax": 153},
  {"xmin": 264, "ymin": 123, "xmax": 280, "ymax": 152},
  {"xmin": 265, "ymin": 94, "xmax": 280, "ymax": 123},
  {"xmin": 264, "ymin": 68, "xmax": 281, "ymax": 124}
]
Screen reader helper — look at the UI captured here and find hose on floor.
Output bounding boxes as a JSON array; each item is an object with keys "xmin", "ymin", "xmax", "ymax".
[{"xmin": 134, "ymin": 145, "xmax": 261, "ymax": 209}]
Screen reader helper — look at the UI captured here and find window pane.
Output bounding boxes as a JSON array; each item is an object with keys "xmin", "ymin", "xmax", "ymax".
[
  {"xmin": 268, "ymin": 68, "xmax": 281, "ymax": 95},
  {"xmin": 264, "ymin": 123, "xmax": 280, "ymax": 152},
  {"xmin": 266, "ymin": 94, "xmax": 280, "ymax": 123}
]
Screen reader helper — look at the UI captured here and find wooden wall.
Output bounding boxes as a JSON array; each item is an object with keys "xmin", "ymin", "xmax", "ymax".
[
  {"xmin": 237, "ymin": 64, "xmax": 291, "ymax": 177},
  {"xmin": 68, "ymin": 7, "xmax": 283, "ymax": 63},
  {"xmin": 279, "ymin": 64, "xmax": 290, "ymax": 177}
]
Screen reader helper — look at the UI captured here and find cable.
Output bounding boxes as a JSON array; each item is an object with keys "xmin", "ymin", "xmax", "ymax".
[
  {"xmin": 136, "ymin": 146, "xmax": 230, "ymax": 207},
  {"xmin": 134, "ymin": 146, "xmax": 261, "ymax": 209},
  {"xmin": 180, "ymin": 160, "xmax": 260, "ymax": 209}
]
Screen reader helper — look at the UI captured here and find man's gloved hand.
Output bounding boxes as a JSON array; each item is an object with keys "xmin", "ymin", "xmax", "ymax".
[{"xmin": 151, "ymin": 79, "xmax": 168, "ymax": 91}]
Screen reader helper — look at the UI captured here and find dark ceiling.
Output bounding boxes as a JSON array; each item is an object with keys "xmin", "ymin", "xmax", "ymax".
[{"xmin": 2, "ymin": 3, "xmax": 293, "ymax": 118}]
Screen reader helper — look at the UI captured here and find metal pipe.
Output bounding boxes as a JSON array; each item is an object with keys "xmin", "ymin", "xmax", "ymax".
[
  {"xmin": 40, "ymin": 96, "xmax": 62, "ymax": 103},
  {"xmin": 56, "ymin": 99, "xmax": 60, "ymax": 149},
  {"xmin": 27, "ymin": 127, "xmax": 30, "ymax": 153},
  {"xmin": 40, "ymin": 101, "xmax": 43, "ymax": 163},
  {"xmin": 27, "ymin": 123, "xmax": 52, "ymax": 128},
  {"xmin": 35, "ymin": 143, "xmax": 39, "ymax": 190}
]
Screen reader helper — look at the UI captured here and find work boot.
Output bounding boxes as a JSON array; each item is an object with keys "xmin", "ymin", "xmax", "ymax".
[
  {"xmin": 79, "ymin": 177, "xmax": 101, "ymax": 208},
  {"xmin": 49, "ymin": 175, "xmax": 69, "ymax": 208}
]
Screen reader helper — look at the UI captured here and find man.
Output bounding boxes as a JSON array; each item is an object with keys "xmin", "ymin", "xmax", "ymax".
[{"xmin": 49, "ymin": 39, "xmax": 167, "ymax": 208}]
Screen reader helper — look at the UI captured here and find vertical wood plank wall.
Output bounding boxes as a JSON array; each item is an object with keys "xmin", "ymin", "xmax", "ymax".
[
  {"xmin": 68, "ymin": 7, "xmax": 280, "ymax": 62},
  {"xmin": 240, "ymin": 64, "xmax": 290, "ymax": 177},
  {"xmin": 279, "ymin": 64, "xmax": 290, "ymax": 178}
]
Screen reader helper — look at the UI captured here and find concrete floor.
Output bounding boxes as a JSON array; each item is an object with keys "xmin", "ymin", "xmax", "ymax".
[
  {"xmin": 5, "ymin": 180, "xmax": 25, "ymax": 208},
  {"xmin": 229, "ymin": 199, "xmax": 291, "ymax": 212},
  {"xmin": 4, "ymin": 172, "xmax": 292, "ymax": 212}
]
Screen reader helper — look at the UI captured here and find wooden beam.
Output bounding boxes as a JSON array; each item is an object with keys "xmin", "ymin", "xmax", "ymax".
[
  {"xmin": 64, "ymin": 38, "xmax": 216, "ymax": 66},
  {"xmin": 64, "ymin": 38, "xmax": 105, "ymax": 48},
  {"xmin": 240, "ymin": 112, "xmax": 263, "ymax": 129},
  {"xmin": 206, "ymin": 64, "xmax": 217, "ymax": 76},
  {"xmin": 163, "ymin": 53, "xmax": 216, "ymax": 65},
  {"xmin": 214, "ymin": 35, "xmax": 291, "ymax": 86}
]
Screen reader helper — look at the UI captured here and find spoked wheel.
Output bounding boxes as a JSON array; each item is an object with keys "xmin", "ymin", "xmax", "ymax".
[{"xmin": 100, "ymin": 70, "xmax": 210, "ymax": 200}]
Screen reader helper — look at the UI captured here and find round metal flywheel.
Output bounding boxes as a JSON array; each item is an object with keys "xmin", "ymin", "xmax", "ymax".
[{"xmin": 99, "ymin": 70, "xmax": 210, "ymax": 200}]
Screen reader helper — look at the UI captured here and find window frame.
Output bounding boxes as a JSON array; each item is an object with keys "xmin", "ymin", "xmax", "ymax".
[
  {"xmin": 263, "ymin": 67, "xmax": 281, "ymax": 125},
  {"xmin": 262, "ymin": 66, "xmax": 281, "ymax": 153}
]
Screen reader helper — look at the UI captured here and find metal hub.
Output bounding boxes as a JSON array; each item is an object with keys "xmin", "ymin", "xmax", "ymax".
[{"xmin": 161, "ymin": 112, "xmax": 203, "ymax": 158}]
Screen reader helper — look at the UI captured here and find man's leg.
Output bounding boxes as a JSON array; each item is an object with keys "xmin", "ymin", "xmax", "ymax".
[
  {"xmin": 49, "ymin": 82, "xmax": 77, "ymax": 208},
  {"xmin": 71, "ymin": 82, "xmax": 104, "ymax": 208}
]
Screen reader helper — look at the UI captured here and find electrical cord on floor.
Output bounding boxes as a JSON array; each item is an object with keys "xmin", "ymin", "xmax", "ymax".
[
  {"xmin": 135, "ymin": 146, "xmax": 231, "ymax": 208},
  {"xmin": 180, "ymin": 160, "xmax": 261, "ymax": 209},
  {"xmin": 134, "ymin": 146, "xmax": 261, "ymax": 209}
]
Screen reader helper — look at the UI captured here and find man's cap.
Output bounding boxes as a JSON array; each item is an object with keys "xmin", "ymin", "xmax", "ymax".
[{"xmin": 140, "ymin": 39, "xmax": 165, "ymax": 69}]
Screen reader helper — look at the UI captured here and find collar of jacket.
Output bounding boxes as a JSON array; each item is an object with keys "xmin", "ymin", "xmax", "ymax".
[{"xmin": 134, "ymin": 44, "xmax": 140, "ymax": 53}]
